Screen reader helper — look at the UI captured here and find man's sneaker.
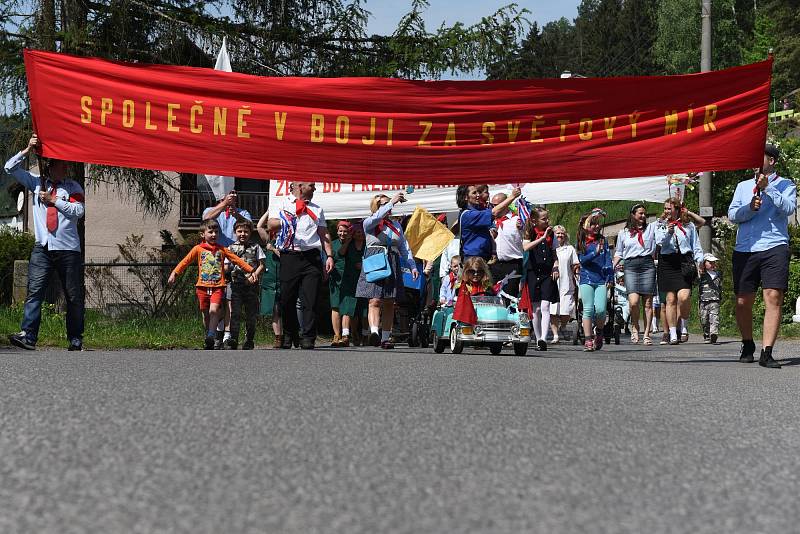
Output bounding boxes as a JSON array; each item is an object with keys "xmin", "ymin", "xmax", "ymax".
[
  {"xmin": 739, "ymin": 340, "xmax": 756, "ymax": 363},
  {"xmin": 759, "ymin": 348, "xmax": 781, "ymax": 369},
  {"xmin": 703, "ymin": 334, "xmax": 710, "ymax": 343},
  {"xmin": 224, "ymin": 338, "xmax": 238, "ymax": 350},
  {"xmin": 537, "ymin": 339, "xmax": 547, "ymax": 352},
  {"xmin": 214, "ymin": 338, "xmax": 224, "ymax": 350},
  {"xmin": 660, "ymin": 333, "xmax": 669, "ymax": 345},
  {"xmin": 710, "ymin": 334, "xmax": 718, "ymax": 344},
  {"xmin": 242, "ymin": 339, "xmax": 254, "ymax": 350},
  {"xmin": 9, "ymin": 331, "xmax": 35, "ymax": 350},
  {"xmin": 204, "ymin": 335, "xmax": 215, "ymax": 350},
  {"xmin": 68, "ymin": 338, "xmax": 83, "ymax": 351}
]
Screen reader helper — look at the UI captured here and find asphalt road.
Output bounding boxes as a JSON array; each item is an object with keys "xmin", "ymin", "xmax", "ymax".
[{"xmin": 2, "ymin": 338, "xmax": 800, "ymax": 533}]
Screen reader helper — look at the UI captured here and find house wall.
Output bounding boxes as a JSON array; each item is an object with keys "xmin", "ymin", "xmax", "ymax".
[{"xmin": 24, "ymin": 171, "xmax": 186, "ymax": 261}]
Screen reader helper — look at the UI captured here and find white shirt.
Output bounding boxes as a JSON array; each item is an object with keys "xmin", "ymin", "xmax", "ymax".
[
  {"xmin": 268, "ymin": 193, "xmax": 326, "ymax": 251},
  {"xmin": 555, "ymin": 244, "xmax": 579, "ymax": 297},
  {"xmin": 439, "ymin": 238, "xmax": 461, "ymax": 278},
  {"xmin": 494, "ymin": 213, "xmax": 523, "ymax": 261},
  {"xmin": 614, "ymin": 223, "xmax": 657, "ymax": 260}
]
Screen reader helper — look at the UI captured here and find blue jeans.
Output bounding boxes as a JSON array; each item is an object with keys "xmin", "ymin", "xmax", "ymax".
[{"xmin": 21, "ymin": 244, "xmax": 85, "ymax": 344}]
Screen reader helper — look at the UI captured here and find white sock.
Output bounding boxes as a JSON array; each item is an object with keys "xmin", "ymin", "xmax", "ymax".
[
  {"xmin": 223, "ymin": 331, "xmax": 231, "ymax": 341},
  {"xmin": 680, "ymin": 319, "xmax": 688, "ymax": 334},
  {"xmin": 669, "ymin": 326, "xmax": 677, "ymax": 340},
  {"xmin": 531, "ymin": 302, "xmax": 542, "ymax": 340},
  {"xmin": 342, "ymin": 328, "xmax": 350, "ymax": 336},
  {"xmin": 370, "ymin": 326, "xmax": 380, "ymax": 334},
  {"xmin": 540, "ymin": 301, "xmax": 552, "ymax": 341},
  {"xmin": 381, "ymin": 330, "xmax": 390, "ymax": 342}
]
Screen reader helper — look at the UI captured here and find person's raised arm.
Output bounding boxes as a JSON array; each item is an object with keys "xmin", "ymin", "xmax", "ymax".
[
  {"xmin": 728, "ymin": 181, "xmax": 758, "ymax": 223},
  {"xmin": 684, "ymin": 208, "xmax": 705, "ymax": 228},
  {"xmin": 203, "ymin": 193, "xmax": 235, "ymax": 221},
  {"xmin": 53, "ymin": 183, "xmax": 85, "ymax": 220},
  {"xmin": 4, "ymin": 134, "xmax": 41, "ymax": 191},
  {"xmin": 522, "ymin": 226, "xmax": 552, "ymax": 251},
  {"xmin": 491, "ymin": 187, "xmax": 521, "ymax": 217}
]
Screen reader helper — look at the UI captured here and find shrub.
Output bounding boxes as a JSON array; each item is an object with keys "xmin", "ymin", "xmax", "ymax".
[{"xmin": 0, "ymin": 226, "xmax": 34, "ymax": 305}]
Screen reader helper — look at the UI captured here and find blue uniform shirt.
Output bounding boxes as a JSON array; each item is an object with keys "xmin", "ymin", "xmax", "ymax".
[
  {"xmin": 202, "ymin": 206, "xmax": 252, "ymax": 247},
  {"xmin": 459, "ymin": 205, "xmax": 493, "ymax": 259},
  {"xmin": 654, "ymin": 220, "xmax": 705, "ymax": 264},
  {"xmin": 727, "ymin": 173, "xmax": 796, "ymax": 253}
]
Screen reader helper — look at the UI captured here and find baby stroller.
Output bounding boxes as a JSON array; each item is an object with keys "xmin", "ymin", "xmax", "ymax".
[
  {"xmin": 600, "ymin": 283, "xmax": 629, "ymax": 345},
  {"xmin": 571, "ymin": 285, "xmax": 585, "ymax": 346},
  {"xmin": 393, "ymin": 260, "xmax": 430, "ymax": 348}
]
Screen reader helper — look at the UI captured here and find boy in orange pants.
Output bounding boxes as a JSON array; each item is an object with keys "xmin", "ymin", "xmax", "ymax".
[{"xmin": 168, "ymin": 220, "xmax": 254, "ymax": 349}]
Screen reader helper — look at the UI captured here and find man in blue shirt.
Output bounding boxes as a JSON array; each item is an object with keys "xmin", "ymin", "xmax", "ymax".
[
  {"xmin": 5, "ymin": 134, "xmax": 86, "ymax": 351},
  {"xmin": 728, "ymin": 143, "xmax": 797, "ymax": 369},
  {"xmin": 202, "ymin": 190, "xmax": 252, "ymax": 247}
]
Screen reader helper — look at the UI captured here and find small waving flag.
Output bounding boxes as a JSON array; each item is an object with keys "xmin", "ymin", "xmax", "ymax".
[
  {"xmin": 275, "ymin": 210, "xmax": 296, "ymax": 250},
  {"xmin": 515, "ymin": 196, "xmax": 532, "ymax": 226}
]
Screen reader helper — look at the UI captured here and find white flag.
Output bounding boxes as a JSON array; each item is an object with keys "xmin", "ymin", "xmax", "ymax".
[{"xmin": 200, "ymin": 36, "xmax": 235, "ymax": 200}]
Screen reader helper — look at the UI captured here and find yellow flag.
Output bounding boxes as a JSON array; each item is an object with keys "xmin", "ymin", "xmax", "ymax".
[{"xmin": 404, "ymin": 206, "xmax": 454, "ymax": 262}]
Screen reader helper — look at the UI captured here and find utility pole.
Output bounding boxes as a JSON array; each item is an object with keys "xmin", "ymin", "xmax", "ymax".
[{"xmin": 699, "ymin": 0, "xmax": 713, "ymax": 250}]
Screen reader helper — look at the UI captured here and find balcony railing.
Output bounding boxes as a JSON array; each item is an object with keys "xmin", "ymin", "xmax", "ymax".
[{"xmin": 179, "ymin": 189, "xmax": 270, "ymax": 228}]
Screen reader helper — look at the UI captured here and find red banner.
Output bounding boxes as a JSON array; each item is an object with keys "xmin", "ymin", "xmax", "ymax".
[{"xmin": 24, "ymin": 49, "xmax": 772, "ymax": 184}]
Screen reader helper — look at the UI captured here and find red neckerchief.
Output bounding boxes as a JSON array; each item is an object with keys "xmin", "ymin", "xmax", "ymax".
[
  {"xmin": 295, "ymin": 198, "xmax": 318, "ymax": 221},
  {"xmin": 464, "ymin": 282, "xmax": 486, "ymax": 296},
  {"xmin": 753, "ymin": 174, "xmax": 779, "ymax": 195},
  {"xmin": 199, "ymin": 242, "xmax": 222, "ymax": 253},
  {"xmin": 375, "ymin": 218, "xmax": 401, "ymax": 237},
  {"xmin": 672, "ymin": 218, "xmax": 687, "ymax": 236},
  {"xmin": 495, "ymin": 215, "xmax": 507, "ymax": 230},
  {"xmin": 534, "ymin": 227, "xmax": 552, "ymax": 247},
  {"xmin": 225, "ymin": 207, "xmax": 231, "ymax": 219},
  {"xmin": 448, "ymin": 271, "xmax": 456, "ymax": 289},
  {"xmin": 584, "ymin": 234, "xmax": 598, "ymax": 246},
  {"xmin": 629, "ymin": 226, "xmax": 644, "ymax": 246}
]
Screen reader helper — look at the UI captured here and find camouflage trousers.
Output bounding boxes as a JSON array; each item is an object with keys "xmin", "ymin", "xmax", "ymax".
[{"xmin": 699, "ymin": 300, "xmax": 720, "ymax": 336}]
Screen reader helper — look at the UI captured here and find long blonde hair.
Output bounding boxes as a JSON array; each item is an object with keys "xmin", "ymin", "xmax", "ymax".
[
  {"xmin": 370, "ymin": 194, "xmax": 390, "ymax": 214},
  {"xmin": 458, "ymin": 256, "xmax": 493, "ymax": 290}
]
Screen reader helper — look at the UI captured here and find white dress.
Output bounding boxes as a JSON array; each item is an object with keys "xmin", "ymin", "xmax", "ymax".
[{"xmin": 552, "ymin": 244, "xmax": 578, "ymax": 316}]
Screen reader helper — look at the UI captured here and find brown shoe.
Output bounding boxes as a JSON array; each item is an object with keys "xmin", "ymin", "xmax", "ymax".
[
  {"xmin": 340, "ymin": 335, "xmax": 350, "ymax": 347},
  {"xmin": 273, "ymin": 334, "xmax": 283, "ymax": 349},
  {"xmin": 331, "ymin": 334, "xmax": 341, "ymax": 347}
]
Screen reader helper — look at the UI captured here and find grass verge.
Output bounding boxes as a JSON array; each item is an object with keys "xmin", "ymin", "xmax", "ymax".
[{"xmin": 0, "ymin": 304, "xmax": 276, "ymax": 350}]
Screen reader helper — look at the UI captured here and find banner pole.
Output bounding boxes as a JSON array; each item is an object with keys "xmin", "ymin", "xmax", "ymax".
[{"xmin": 699, "ymin": 0, "xmax": 713, "ymax": 251}]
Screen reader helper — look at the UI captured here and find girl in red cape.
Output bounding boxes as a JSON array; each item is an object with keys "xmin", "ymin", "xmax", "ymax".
[{"xmin": 453, "ymin": 257, "xmax": 499, "ymax": 324}]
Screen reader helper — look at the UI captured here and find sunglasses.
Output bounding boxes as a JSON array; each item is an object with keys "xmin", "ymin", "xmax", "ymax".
[{"xmin": 466, "ymin": 269, "xmax": 482, "ymax": 275}]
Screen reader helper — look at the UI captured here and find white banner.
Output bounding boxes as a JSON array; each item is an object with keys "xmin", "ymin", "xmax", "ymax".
[{"xmin": 268, "ymin": 176, "xmax": 673, "ymax": 220}]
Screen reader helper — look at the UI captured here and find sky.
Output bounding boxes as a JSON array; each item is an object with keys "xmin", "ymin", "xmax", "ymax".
[{"xmin": 366, "ymin": 0, "xmax": 581, "ymax": 37}]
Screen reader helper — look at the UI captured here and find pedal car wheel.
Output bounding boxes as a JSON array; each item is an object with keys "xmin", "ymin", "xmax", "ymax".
[
  {"xmin": 431, "ymin": 330, "xmax": 446, "ymax": 353},
  {"xmin": 513, "ymin": 343, "xmax": 529, "ymax": 356},
  {"xmin": 409, "ymin": 322, "xmax": 420, "ymax": 347},
  {"xmin": 489, "ymin": 343, "xmax": 503, "ymax": 355},
  {"xmin": 449, "ymin": 325, "xmax": 464, "ymax": 354},
  {"xmin": 419, "ymin": 327, "xmax": 430, "ymax": 349}
]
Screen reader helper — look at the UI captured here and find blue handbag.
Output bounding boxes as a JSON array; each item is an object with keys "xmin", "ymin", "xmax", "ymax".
[{"xmin": 364, "ymin": 246, "xmax": 392, "ymax": 282}]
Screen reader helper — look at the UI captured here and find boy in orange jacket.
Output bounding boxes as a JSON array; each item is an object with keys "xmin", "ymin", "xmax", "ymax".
[{"xmin": 169, "ymin": 219, "xmax": 254, "ymax": 349}]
